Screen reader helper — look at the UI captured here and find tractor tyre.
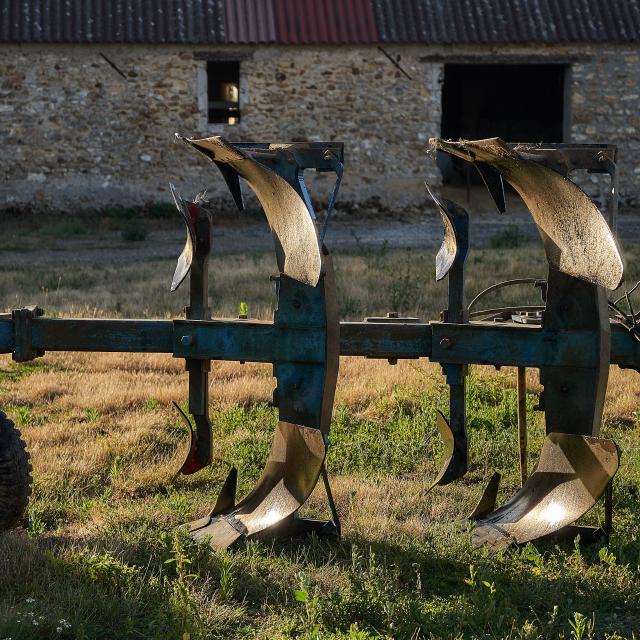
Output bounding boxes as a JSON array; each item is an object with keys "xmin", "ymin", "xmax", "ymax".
[{"xmin": 0, "ymin": 410, "xmax": 32, "ymax": 531}]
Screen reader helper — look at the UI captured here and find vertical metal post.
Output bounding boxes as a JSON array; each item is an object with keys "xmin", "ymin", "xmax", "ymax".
[
  {"xmin": 181, "ymin": 203, "xmax": 213, "ymax": 474},
  {"xmin": 517, "ymin": 366, "xmax": 528, "ymax": 486},
  {"xmin": 437, "ymin": 197, "xmax": 469, "ymax": 485}
]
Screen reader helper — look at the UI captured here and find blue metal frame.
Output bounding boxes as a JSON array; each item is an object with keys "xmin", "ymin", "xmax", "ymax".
[{"xmin": 2, "ymin": 136, "xmax": 638, "ymax": 549}]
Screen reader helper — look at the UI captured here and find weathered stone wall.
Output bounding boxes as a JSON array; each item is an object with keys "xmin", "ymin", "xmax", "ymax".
[
  {"xmin": 0, "ymin": 43, "xmax": 441, "ymax": 213},
  {"xmin": 0, "ymin": 42, "xmax": 638, "ymax": 213},
  {"xmin": 570, "ymin": 47, "xmax": 640, "ymax": 204}
]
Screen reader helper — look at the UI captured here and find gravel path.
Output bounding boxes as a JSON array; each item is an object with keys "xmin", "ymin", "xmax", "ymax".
[{"xmin": 2, "ymin": 212, "xmax": 640, "ymax": 267}]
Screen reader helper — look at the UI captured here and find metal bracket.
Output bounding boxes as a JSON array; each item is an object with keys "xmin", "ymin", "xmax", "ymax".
[{"xmin": 11, "ymin": 306, "xmax": 44, "ymax": 363}]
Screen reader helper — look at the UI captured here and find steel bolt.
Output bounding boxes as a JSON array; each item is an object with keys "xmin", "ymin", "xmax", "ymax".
[
  {"xmin": 440, "ymin": 337, "xmax": 453, "ymax": 349},
  {"xmin": 181, "ymin": 335, "xmax": 194, "ymax": 347}
]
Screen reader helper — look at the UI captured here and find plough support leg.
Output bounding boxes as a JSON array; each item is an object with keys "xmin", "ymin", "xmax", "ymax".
[
  {"xmin": 170, "ymin": 186, "xmax": 214, "ymax": 475},
  {"xmin": 178, "ymin": 138, "xmax": 342, "ymax": 548},
  {"xmin": 431, "ymin": 137, "xmax": 625, "ymax": 548},
  {"xmin": 427, "ymin": 187, "xmax": 469, "ymax": 489}
]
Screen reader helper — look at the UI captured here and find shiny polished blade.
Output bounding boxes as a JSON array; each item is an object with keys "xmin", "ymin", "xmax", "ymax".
[
  {"xmin": 190, "ymin": 422, "xmax": 326, "ymax": 549},
  {"xmin": 430, "ymin": 138, "xmax": 624, "ymax": 290},
  {"xmin": 426, "ymin": 410, "xmax": 468, "ymax": 491},
  {"xmin": 188, "ymin": 467, "xmax": 237, "ymax": 532},
  {"xmin": 170, "ymin": 184, "xmax": 197, "ymax": 292},
  {"xmin": 178, "ymin": 135, "xmax": 322, "ymax": 287},
  {"xmin": 426, "ymin": 184, "xmax": 469, "ymax": 282},
  {"xmin": 472, "ymin": 433, "xmax": 619, "ymax": 551}
]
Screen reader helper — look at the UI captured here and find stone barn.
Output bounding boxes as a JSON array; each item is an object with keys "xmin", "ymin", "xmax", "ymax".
[{"xmin": 0, "ymin": 0, "xmax": 639, "ymax": 213}]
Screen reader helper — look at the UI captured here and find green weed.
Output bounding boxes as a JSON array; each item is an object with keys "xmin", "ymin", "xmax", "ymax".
[{"xmin": 490, "ymin": 224, "xmax": 525, "ymax": 249}]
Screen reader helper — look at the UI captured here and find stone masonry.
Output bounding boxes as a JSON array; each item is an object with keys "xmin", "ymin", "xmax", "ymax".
[{"xmin": 0, "ymin": 42, "xmax": 638, "ymax": 212}]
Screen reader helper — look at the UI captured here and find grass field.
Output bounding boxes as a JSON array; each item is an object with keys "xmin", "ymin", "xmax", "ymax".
[{"xmin": 1, "ymin": 226, "xmax": 639, "ymax": 640}]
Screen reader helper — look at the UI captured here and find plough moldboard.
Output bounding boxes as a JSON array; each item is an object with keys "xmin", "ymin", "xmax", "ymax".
[{"xmin": 1, "ymin": 135, "xmax": 639, "ymax": 552}]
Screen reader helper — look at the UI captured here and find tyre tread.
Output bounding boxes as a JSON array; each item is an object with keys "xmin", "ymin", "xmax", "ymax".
[{"xmin": 0, "ymin": 410, "xmax": 32, "ymax": 530}]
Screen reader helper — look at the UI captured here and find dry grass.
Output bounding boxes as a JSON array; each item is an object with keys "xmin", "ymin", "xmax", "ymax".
[{"xmin": 0, "ymin": 237, "xmax": 639, "ymax": 639}]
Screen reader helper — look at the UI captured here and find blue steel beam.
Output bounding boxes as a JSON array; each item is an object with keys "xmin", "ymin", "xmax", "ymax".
[{"xmin": 1, "ymin": 316, "xmax": 638, "ymax": 371}]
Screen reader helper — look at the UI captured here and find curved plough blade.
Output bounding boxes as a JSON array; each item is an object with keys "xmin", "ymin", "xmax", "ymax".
[
  {"xmin": 427, "ymin": 185, "xmax": 469, "ymax": 282},
  {"xmin": 430, "ymin": 137, "xmax": 624, "ymax": 290},
  {"xmin": 471, "ymin": 433, "xmax": 619, "ymax": 552},
  {"xmin": 189, "ymin": 422, "xmax": 326, "ymax": 549},
  {"xmin": 176, "ymin": 134, "xmax": 322, "ymax": 287},
  {"xmin": 469, "ymin": 471, "xmax": 501, "ymax": 520},
  {"xmin": 178, "ymin": 137, "xmax": 339, "ymax": 548},
  {"xmin": 169, "ymin": 184, "xmax": 197, "ymax": 293},
  {"xmin": 427, "ymin": 410, "xmax": 468, "ymax": 491}
]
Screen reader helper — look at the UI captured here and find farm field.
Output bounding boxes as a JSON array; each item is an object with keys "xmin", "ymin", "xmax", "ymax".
[{"xmin": 1, "ymin": 221, "xmax": 639, "ymax": 640}]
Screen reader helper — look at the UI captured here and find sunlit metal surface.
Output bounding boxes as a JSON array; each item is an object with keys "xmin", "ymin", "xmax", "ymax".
[
  {"xmin": 426, "ymin": 409, "xmax": 469, "ymax": 490},
  {"xmin": 430, "ymin": 137, "xmax": 624, "ymax": 290},
  {"xmin": 472, "ymin": 433, "xmax": 619, "ymax": 551},
  {"xmin": 428, "ymin": 185, "xmax": 459, "ymax": 282},
  {"xmin": 170, "ymin": 184, "xmax": 196, "ymax": 292},
  {"xmin": 189, "ymin": 422, "xmax": 326, "ymax": 548},
  {"xmin": 178, "ymin": 135, "xmax": 322, "ymax": 287}
]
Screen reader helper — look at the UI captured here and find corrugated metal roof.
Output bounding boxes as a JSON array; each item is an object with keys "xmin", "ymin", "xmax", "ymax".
[
  {"xmin": 223, "ymin": 0, "xmax": 276, "ymax": 43},
  {"xmin": 1, "ymin": 0, "xmax": 639, "ymax": 44},
  {"xmin": 373, "ymin": 0, "xmax": 640, "ymax": 43},
  {"xmin": 0, "ymin": 0, "xmax": 225, "ymax": 43},
  {"xmin": 273, "ymin": 0, "xmax": 378, "ymax": 44}
]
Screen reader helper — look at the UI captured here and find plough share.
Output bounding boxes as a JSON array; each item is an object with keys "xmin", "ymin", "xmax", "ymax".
[{"xmin": 1, "ymin": 135, "xmax": 638, "ymax": 552}]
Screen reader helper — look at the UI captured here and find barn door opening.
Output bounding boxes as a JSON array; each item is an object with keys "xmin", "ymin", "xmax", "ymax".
[{"xmin": 439, "ymin": 63, "xmax": 567, "ymax": 185}]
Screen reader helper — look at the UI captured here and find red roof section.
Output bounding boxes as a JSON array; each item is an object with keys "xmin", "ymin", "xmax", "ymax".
[{"xmin": 273, "ymin": 0, "xmax": 378, "ymax": 44}]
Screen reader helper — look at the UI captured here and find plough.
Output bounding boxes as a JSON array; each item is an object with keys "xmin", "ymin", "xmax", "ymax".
[{"xmin": 1, "ymin": 135, "xmax": 638, "ymax": 552}]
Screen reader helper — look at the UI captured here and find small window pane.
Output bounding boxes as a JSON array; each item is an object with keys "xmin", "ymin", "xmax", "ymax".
[{"xmin": 207, "ymin": 61, "xmax": 240, "ymax": 125}]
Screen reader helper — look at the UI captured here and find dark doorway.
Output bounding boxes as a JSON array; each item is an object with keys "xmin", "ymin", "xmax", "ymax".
[{"xmin": 439, "ymin": 64, "xmax": 566, "ymax": 184}]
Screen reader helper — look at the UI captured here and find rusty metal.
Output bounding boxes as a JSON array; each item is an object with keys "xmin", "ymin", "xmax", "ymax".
[
  {"xmin": 171, "ymin": 187, "xmax": 214, "ymax": 475},
  {"xmin": 471, "ymin": 433, "xmax": 620, "ymax": 552},
  {"xmin": 174, "ymin": 137, "xmax": 342, "ymax": 547}
]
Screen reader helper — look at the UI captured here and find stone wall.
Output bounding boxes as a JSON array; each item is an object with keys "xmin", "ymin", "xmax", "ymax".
[
  {"xmin": 0, "ymin": 42, "xmax": 638, "ymax": 213},
  {"xmin": 570, "ymin": 47, "xmax": 640, "ymax": 205}
]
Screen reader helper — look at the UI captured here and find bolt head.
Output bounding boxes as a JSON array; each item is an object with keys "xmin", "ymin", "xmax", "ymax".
[
  {"xmin": 440, "ymin": 337, "xmax": 453, "ymax": 349},
  {"xmin": 181, "ymin": 335, "xmax": 194, "ymax": 347}
]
